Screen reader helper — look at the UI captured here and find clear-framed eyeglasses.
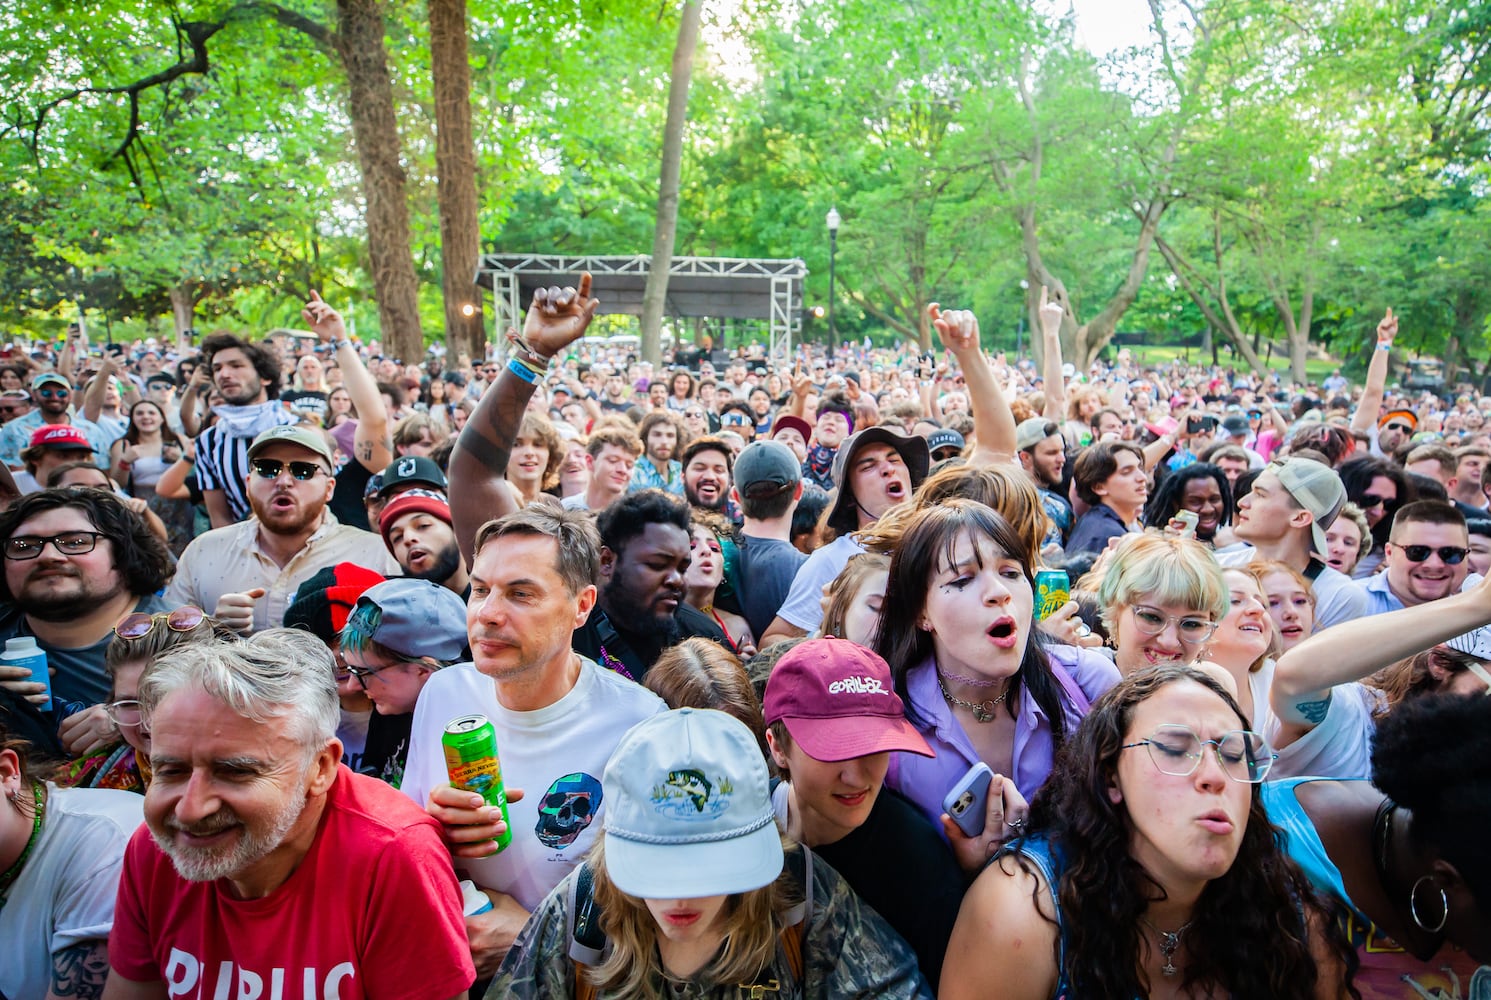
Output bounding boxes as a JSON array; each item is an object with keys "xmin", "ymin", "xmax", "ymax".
[{"xmin": 1122, "ymin": 724, "xmax": 1277, "ymax": 783}]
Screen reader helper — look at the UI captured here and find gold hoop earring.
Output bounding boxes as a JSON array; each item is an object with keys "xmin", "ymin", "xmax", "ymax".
[{"xmin": 1410, "ymin": 875, "xmax": 1449, "ymax": 934}]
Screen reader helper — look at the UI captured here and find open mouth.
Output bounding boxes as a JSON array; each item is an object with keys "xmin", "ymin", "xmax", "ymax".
[
  {"xmin": 987, "ymin": 617, "xmax": 1018, "ymax": 648},
  {"xmin": 885, "ymin": 480, "xmax": 905, "ymax": 500}
]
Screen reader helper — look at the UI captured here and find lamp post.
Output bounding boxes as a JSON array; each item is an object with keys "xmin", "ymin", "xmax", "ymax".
[{"xmin": 826, "ymin": 207, "xmax": 840, "ymax": 362}]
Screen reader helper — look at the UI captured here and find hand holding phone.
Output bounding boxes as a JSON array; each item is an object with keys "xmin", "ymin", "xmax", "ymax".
[{"xmin": 942, "ymin": 763, "xmax": 994, "ymax": 838}]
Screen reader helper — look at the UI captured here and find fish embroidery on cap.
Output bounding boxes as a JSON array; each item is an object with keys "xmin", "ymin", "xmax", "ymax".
[{"xmin": 653, "ymin": 769, "xmax": 735, "ymax": 819}]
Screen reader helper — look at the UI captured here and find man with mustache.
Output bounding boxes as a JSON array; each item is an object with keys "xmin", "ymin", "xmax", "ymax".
[
  {"xmin": 102, "ymin": 629, "xmax": 475, "ymax": 1000},
  {"xmin": 166, "ymin": 425, "xmax": 398, "ymax": 634},
  {"xmin": 0, "ymin": 487, "xmax": 174, "ymax": 748},
  {"xmin": 189, "ymin": 332, "xmax": 298, "ymax": 528},
  {"xmin": 571, "ymin": 489, "xmax": 727, "ymax": 683},
  {"xmin": 380, "ymin": 489, "xmax": 469, "ymax": 597}
]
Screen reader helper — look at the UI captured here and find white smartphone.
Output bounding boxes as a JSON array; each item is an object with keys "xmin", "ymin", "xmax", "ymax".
[
  {"xmin": 942, "ymin": 762, "xmax": 994, "ymax": 838},
  {"xmin": 1174, "ymin": 510, "xmax": 1199, "ymax": 538}
]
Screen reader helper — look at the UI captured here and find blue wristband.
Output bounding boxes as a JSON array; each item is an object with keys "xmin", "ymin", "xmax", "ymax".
[
  {"xmin": 507, "ymin": 358, "xmax": 538, "ymax": 384},
  {"xmin": 1376, "ymin": 342, "xmax": 1391, "ymax": 352}
]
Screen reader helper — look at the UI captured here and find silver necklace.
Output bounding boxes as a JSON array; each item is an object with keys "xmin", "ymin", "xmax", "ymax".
[
  {"xmin": 936, "ymin": 671, "xmax": 1008, "ymax": 723},
  {"xmin": 1141, "ymin": 916, "xmax": 1194, "ymax": 977}
]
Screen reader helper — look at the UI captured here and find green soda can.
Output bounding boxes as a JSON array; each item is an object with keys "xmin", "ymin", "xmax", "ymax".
[
  {"xmin": 443, "ymin": 714, "xmax": 512, "ymax": 852},
  {"xmin": 1035, "ymin": 569, "xmax": 1070, "ymax": 621}
]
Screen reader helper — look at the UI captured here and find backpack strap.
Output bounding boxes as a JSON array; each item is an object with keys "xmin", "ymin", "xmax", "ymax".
[{"xmin": 567, "ymin": 863, "xmax": 607, "ymax": 1000}]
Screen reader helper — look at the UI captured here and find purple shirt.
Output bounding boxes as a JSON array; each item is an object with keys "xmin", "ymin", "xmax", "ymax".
[{"xmin": 885, "ymin": 645, "xmax": 1120, "ymax": 832}]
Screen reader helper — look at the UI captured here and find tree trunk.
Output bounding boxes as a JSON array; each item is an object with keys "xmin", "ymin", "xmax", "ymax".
[
  {"xmin": 639, "ymin": 1, "xmax": 702, "ymax": 367},
  {"xmin": 335, "ymin": 0, "xmax": 425, "ymax": 365},
  {"xmin": 429, "ymin": 0, "xmax": 484, "ymax": 361},
  {"xmin": 169, "ymin": 280, "xmax": 197, "ymax": 353}
]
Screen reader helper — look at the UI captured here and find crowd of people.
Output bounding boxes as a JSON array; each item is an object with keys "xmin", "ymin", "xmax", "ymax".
[{"xmin": 2, "ymin": 276, "xmax": 1491, "ymax": 999}]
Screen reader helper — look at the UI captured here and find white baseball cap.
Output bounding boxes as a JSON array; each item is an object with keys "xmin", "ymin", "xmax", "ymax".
[{"xmin": 601, "ymin": 709, "xmax": 783, "ymax": 899}]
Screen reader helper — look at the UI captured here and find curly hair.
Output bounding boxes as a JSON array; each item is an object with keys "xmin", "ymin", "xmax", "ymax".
[
  {"xmin": 1023, "ymin": 664, "xmax": 1349, "ymax": 999},
  {"xmin": 1372, "ymin": 693, "xmax": 1491, "ymax": 919},
  {"xmin": 199, "ymin": 332, "xmax": 282, "ymax": 400},
  {"xmin": 874, "ymin": 500, "xmax": 1070, "ymax": 740},
  {"xmin": 515, "ymin": 412, "xmax": 563, "ymax": 490},
  {"xmin": 0, "ymin": 487, "xmax": 174, "ymax": 601},
  {"xmin": 596, "ymin": 488, "xmax": 690, "ymax": 555}
]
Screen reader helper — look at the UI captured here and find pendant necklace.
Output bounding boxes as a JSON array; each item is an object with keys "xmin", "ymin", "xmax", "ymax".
[
  {"xmin": 1141, "ymin": 915, "xmax": 1194, "ymax": 977},
  {"xmin": 936, "ymin": 671, "xmax": 1008, "ymax": 723}
]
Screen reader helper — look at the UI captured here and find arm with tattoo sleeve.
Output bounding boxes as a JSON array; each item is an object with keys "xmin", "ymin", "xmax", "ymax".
[{"xmin": 450, "ymin": 274, "xmax": 599, "ymax": 565}]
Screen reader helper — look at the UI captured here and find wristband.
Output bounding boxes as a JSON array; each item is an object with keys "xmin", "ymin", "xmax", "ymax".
[
  {"xmin": 1376, "ymin": 342, "xmax": 1391, "ymax": 352},
  {"xmin": 332, "ymin": 338, "xmax": 351, "ymax": 351},
  {"xmin": 507, "ymin": 359, "xmax": 538, "ymax": 384}
]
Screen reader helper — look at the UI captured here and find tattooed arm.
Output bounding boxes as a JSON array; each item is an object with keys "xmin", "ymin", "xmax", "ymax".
[
  {"xmin": 1272, "ymin": 574, "xmax": 1491, "ymax": 728},
  {"xmin": 302, "ymin": 292, "xmax": 392, "ymax": 475},
  {"xmin": 450, "ymin": 274, "xmax": 599, "ymax": 565},
  {"xmin": 48, "ymin": 941, "xmax": 111, "ymax": 1000}
]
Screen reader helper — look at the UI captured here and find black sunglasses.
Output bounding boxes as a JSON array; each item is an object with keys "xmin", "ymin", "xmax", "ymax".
[
  {"xmin": 1359, "ymin": 493, "xmax": 1394, "ymax": 509},
  {"xmin": 1384, "ymin": 422, "xmax": 1413, "ymax": 434},
  {"xmin": 251, "ymin": 458, "xmax": 326, "ymax": 481},
  {"xmin": 1398, "ymin": 544, "xmax": 1468, "ymax": 565}
]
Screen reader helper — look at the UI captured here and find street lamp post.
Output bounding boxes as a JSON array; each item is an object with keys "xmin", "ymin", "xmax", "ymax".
[{"xmin": 826, "ymin": 207, "xmax": 840, "ymax": 362}]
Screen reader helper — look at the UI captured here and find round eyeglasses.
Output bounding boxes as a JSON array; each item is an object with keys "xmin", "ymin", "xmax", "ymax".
[
  {"xmin": 115, "ymin": 606, "xmax": 206, "ymax": 640},
  {"xmin": 1123, "ymin": 724, "xmax": 1277, "ymax": 783},
  {"xmin": 104, "ymin": 699, "xmax": 146, "ymax": 731},
  {"xmin": 1128, "ymin": 606, "xmax": 1218, "ymax": 644}
]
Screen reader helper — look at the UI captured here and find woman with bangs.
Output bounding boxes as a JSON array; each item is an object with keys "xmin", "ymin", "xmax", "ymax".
[
  {"xmin": 858, "ymin": 463, "xmax": 1094, "ymax": 648},
  {"xmin": 876, "ymin": 500, "xmax": 1119, "ymax": 873},
  {"xmin": 942, "ymin": 665, "xmax": 1350, "ymax": 1000},
  {"xmin": 1096, "ymin": 532, "xmax": 1230, "ymax": 678}
]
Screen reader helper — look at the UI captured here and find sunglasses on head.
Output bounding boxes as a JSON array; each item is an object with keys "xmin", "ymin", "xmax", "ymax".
[
  {"xmin": 115, "ymin": 605, "xmax": 206, "ymax": 640},
  {"xmin": 1398, "ymin": 544, "xmax": 1468, "ymax": 565},
  {"xmin": 251, "ymin": 458, "xmax": 326, "ymax": 481}
]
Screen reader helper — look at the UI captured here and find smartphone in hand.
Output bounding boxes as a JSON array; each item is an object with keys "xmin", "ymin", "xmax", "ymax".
[{"xmin": 942, "ymin": 762, "xmax": 994, "ymax": 838}]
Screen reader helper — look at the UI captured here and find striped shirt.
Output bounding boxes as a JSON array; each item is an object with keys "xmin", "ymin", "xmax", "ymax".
[{"xmin": 193, "ymin": 409, "xmax": 298, "ymax": 521}]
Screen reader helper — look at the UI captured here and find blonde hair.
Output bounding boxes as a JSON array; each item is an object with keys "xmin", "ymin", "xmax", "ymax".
[
  {"xmin": 1096, "ymin": 532, "xmax": 1228, "ymax": 633},
  {"xmin": 585, "ymin": 833, "xmax": 799, "ymax": 998}
]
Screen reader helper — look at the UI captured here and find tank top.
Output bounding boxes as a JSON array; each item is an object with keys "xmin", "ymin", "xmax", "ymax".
[{"xmin": 1263, "ymin": 777, "xmax": 1488, "ymax": 1000}]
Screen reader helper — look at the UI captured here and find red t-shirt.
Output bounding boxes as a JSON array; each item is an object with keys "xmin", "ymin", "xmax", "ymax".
[{"xmin": 109, "ymin": 765, "xmax": 475, "ymax": 999}]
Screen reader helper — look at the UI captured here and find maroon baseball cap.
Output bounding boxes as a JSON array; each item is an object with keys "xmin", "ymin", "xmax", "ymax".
[{"xmin": 763, "ymin": 637, "xmax": 932, "ymax": 762}]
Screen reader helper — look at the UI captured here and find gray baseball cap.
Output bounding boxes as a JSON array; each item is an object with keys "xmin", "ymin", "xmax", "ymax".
[
  {"xmin": 340, "ymin": 578, "xmax": 468, "ymax": 663},
  {"xmin": 1272, "ymin": 457, "xmax": 1346, "ymax": 557},
  {"xmin": 733, "ymin": 440, "xmax": 800, "ymax": 499}
]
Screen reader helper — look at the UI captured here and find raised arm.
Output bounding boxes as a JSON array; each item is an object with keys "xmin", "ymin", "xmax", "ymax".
[
  {"xmin": 929, "ymin": 303, "xmax": 1014, "ymax": 466},
  {"xmin": 303, "ymin": 292, "xmax": 390, "ymax": 474},
  {"xmin": 1271, "ymin": 573, "xmax": 1491, "ymax": 728},
  {"xmin": 450, "ymin": 274, "xmax": 599, "ymax": 564},
  {"xmin": 1349, "ymin": 308, "xmax": 1397, "ymax": 435},
  {"xmin": 178, "ymin": 365, "xmax": 208, "ymax": 438},
  {"xmin": 80, "ymin": 356, "xmax": 120, "ymax": 424},
  {"xmin": 1037, "ymin": 286, "xmax": 1067, "ymax": 421}
]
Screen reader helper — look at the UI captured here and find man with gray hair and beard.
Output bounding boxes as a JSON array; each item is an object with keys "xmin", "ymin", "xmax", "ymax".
[{"xmin": 101, "ymin": 629, "xmax": 474, "ymax": 1000}]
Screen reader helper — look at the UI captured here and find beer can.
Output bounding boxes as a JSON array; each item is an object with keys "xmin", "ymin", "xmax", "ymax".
[
  {"xmin": 442, "ymin": 714, "xmax": 513, "ymax": 852},
  {"xmin": 1035, "ymin": 569, "xmax": 1070, "ymax": 621}
]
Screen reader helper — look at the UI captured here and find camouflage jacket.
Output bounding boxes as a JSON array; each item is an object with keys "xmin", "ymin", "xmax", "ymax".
[{"xmin": 486, "ymin": 848, "xmax": 933, "ymax": 999}]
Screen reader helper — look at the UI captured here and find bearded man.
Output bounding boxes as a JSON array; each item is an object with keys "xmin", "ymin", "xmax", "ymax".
[{"xmin": 166, "ymin": 425, "xmax": 398, "ymax": 634}]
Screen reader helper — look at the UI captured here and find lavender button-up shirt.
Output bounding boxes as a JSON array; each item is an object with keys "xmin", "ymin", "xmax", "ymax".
[{"xmin": 886, "ymin": 645, "xmax": 1120, "ymax": 833}]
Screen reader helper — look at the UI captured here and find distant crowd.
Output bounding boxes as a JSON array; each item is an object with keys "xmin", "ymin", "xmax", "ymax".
[{"xmin": 2, "ymin": 284, "xmax": 1490, "ymax": 1000}]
